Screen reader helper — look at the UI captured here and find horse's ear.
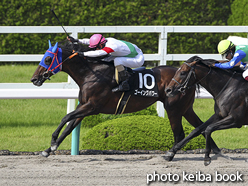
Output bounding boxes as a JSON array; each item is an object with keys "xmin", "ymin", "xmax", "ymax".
[
  {"xmin": 48, "ymin": 40, "xmax": 52, "ymax": 48},
  {"xmin": 191, "ymin": 60, "xmax": 198, "ymax": 66},
  {"xmin": 52, "ymin": 42, "xmax": 58, "ymax": 53}
]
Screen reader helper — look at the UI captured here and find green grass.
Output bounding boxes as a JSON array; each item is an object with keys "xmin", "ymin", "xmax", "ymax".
[
  {"xmin": 0, "ymin": 64, "xmax": 77, "ymax": 151},
  {"xmin": 0, "ymin": 63, "xmax": 68, "ymax": 83},
  {"xmin": 0, "ymin": 64, "xmax": 248, "ymax": 151},
  {"xmin": 0, "ymin": 98, "xmax": 91, "ymax": 151}
]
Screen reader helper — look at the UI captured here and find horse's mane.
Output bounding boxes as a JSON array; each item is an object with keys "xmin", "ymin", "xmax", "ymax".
[
  {"xmin": 186, "ymin": 55, "xmax": 244, "ymax": 73},
  {"xmin": 185, "ymin": 56, "xmax": 219, "ymax": 67},
  {"xmin": 58, "ymin": 39, "xmax": 90, "ymax": 52}
]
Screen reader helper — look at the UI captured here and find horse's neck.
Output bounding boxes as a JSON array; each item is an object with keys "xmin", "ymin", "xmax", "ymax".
[
  {"xmin": 198, "ymin": 67, "xmax": 236, "ymax": 98},
  {"xmin": 62, "ymin": 59, "xmax": 114, "ymax": 87}
]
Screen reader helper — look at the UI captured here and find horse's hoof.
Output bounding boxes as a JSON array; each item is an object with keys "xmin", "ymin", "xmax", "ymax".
[
  {"xmin": 51, "ymin": 145, "xmax": 58, "ymax": 151},
  {"xmin": 204, "ymin": 158, "xmax": 211, "ymax": 166},
  {"xmin": 40, "ymin": 151, "xmax": 49, "ymax": 157},
  {"xmin": 163, "ymin": 152, "xmax": 175, "ymax": 161}
]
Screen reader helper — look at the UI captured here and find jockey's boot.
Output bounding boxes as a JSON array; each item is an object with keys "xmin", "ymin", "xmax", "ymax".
[{"xmin": 112, "ymin": 65, "xmax": 130, "ymax": 92}]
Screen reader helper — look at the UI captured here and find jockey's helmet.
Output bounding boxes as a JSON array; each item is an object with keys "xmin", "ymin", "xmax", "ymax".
[
  {"xmin": 89, "ymin": 34, "xmax": 107, "ymax": 48},
  {"xmin": 217, "ymin": 40, "xmax": 234, "ymax": 55}
]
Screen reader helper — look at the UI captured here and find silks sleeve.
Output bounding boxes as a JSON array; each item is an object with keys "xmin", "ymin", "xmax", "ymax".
[{"xmin": 215, "ymin": 50, "xmax": 246, "ymax": 69}]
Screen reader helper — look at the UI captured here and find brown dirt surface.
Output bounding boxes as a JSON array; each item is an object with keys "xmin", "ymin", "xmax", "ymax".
[{"xmin": 0, "ymin": 153, "xmax": 248, "ymax": 186}]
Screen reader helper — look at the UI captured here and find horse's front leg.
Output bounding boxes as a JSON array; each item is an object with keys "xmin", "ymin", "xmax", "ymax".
[
  {"xmin": 163, "ymin": 117, "xmax": 213, "ymax": 161},
  {"xmin": 166, "ymin": 111, "xmax": 185, "ymax": 145},
  {"xmin": 41, "ymin": 102, "xmax": 96, "ymax": 157},
  {"xmin": 50, "ymin": 102, "xmax": 96, "ymax": 151},
  {"xmin": 52, "ymin": 117, "xmax": 83, "ymax": 151},
  {"xmin": 50, "ymin": 102, "xmax": 84, "ymax": 148},
  {"xmin": 41, "ymin": 118, "xmax": 82, "ymax": 157},
  {"xmin": 41, "ymin": 147, "xmax": 51, "ymax": 157},
  {"xmin": 50, "ymin": 118, "xmax": 82, "ymax": 151},
  {"xmin": 204, "ymin": 115, "xmax": 236, "ymax": 166},
  {"xmin": 50, "ymin": 118, "xmax": 77, "ymax": 149}
]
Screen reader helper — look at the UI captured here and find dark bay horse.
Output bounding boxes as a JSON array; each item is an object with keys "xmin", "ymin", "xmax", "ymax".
[
  {"xmin": 31, "ymin": 41, "xmax": 220, "ymax": 157},
  {"xmin": 165, "ymin": 56, "xmax": 248, "ymax": 166}
]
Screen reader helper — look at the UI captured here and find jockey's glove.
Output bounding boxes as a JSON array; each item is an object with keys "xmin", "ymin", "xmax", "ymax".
[
  {"xmin": 74, "ymin": 51, "xmax": 84, "ymax": 56},
  {"xmin": 67, "ymin": 36, "xmax": 79, "ymax": 43},
  {"xmin": 240, "ymin": 62, "xmax": 246, "ymax": 70}
]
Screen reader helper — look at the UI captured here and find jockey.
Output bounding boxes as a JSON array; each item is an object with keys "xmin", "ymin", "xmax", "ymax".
[
  {"xmin": 67, "ymin": 34, "xmax": 144, "ymax": 92},
  {"xmin": 214, "ymin": 39, "xmax": 248, "ymax": 81}
]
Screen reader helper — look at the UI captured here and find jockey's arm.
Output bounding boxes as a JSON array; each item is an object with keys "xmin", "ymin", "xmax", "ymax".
[
  {"xmin": 78, "ymin": 39, "xmax": 90, "ymax": 45},
  {"xmin": 215, "ymin": 50, "xmax": 246, "ymax": 69},
  {"xmin": 83, "ymin": 47, "xmax": 114, "ymax": 57}
]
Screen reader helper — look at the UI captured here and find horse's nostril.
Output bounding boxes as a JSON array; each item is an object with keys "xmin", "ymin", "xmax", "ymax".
[{"xmin": 30, "ymin": 78, "xmax": 36, "ymax": 83}]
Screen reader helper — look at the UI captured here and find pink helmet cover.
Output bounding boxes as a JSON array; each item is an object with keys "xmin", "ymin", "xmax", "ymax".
[{"xmin": 89, "ymin": 34, "xmax": 106, "ymax": 48}]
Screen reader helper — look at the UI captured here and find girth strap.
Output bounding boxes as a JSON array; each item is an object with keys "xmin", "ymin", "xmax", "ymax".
[{"xmin": 115, "ymin": 92, "xmax": 131, "ymax": 115}]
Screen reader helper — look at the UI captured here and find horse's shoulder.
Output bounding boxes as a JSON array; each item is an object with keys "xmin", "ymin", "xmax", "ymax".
[{"xmin": 154, "ymin": 65, "xmax": 177, "ymax": 71}]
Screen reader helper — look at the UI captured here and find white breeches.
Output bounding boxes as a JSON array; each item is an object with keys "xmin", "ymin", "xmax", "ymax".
[
  {"xmin": 242, "ymin": 68, "xmax": 248, "ymax": 80},
  {"xmin": 103, "ymin": 46, "xmax": 144, "ymax": 68}
]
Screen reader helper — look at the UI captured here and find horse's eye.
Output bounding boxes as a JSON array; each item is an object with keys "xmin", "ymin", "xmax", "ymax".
[
  {"xmin": 45, "ymin": 56, "xmax": 52, "ymax": 65},
  {"xmin": 180, "ymin": 71, "xmax": 187, "ymax": 76}
]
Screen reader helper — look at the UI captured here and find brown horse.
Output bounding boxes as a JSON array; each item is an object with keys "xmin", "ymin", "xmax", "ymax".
[{"xmin": 31, "ymin": 41, "xmax": 220, "ymax": 157}]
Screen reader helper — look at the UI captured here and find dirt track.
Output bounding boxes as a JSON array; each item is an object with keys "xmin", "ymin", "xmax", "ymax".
[{"xmin": 0, "ymin": 153, "xmax": 248, "ymax": 186}]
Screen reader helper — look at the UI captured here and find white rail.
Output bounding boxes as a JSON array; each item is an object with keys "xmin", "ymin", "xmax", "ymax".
[{"xmin": 1, "ymin": 26, "xmax": 246, "ymax": 117}]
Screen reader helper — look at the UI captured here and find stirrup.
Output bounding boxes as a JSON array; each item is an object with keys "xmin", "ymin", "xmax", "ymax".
[
  {"xmin": 118, "ymin": 70, "xmax": 130, "ymax": 82},
  {"xmin": 112, "ymin": 80, "xmax": 130, "ymax": 93}
]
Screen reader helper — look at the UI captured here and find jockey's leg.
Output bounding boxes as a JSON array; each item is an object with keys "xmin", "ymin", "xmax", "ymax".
[
  {"xmin": 112, "ymin": 65, "xmax": 131, "ymax": 92},
  {"xmin": 112, "ymin": 54, "xmax": 144, "ymax": 93}
]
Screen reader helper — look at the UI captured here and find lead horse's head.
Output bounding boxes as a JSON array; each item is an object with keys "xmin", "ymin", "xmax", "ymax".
[
  {"xmin": 30, "ymin": 40, "xmax": 63, "ymax": 86},
  {"xmin": 165, "ymin": 60, "xmax": 198, "ymax": 97}
]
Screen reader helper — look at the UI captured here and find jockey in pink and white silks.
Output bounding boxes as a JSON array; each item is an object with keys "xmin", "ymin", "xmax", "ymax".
[{"xmin": 68, "ymin": 34, "xmax": 144, "ymax": 92}]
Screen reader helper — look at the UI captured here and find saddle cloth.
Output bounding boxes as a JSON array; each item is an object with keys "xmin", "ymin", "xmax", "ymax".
[
  {"xmin": 115, "ymin": 67, "xmax": 159, "ymax": 115},
  {"xmin": 128, "ymin": 67, "xmax": 159, "ymax": 98}
]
